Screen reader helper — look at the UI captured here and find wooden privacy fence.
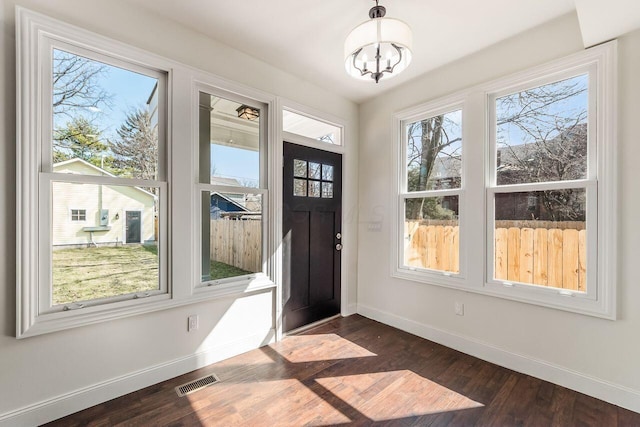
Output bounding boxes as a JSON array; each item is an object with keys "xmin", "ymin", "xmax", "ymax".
[
  {"xmin": 405, "ymin": 221, "xmax": 587, "ymax": 290},
  {"xmin": 210, "ymin": 219, "xmax": 261, "ymax": 272},
  {"xmin": 405, "ymin": 221, "xmax": 460, "ymax": 273},
  {"xmin": 495, "ymin": 226, "xmax": 586, "ymax": 291}
]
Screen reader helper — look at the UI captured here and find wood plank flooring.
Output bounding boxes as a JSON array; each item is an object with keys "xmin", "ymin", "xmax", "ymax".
[{"xmin": 46, "ymin": 315, "xmax": 640, "ymax": 426}]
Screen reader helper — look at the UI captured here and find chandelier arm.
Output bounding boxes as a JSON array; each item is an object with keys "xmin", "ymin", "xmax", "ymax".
[
  {"xmin": 351, "ymin": 48, "xmax": 374, "ymax": 78},
  {"xmin": 386, "ymin": 43, "xmax": 404, "ymax": 73}
]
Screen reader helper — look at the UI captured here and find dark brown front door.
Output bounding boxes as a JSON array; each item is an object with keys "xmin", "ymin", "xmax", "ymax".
[{"xmin": 283, "ymin": 142, "xmax": 342, "ymax": 332}]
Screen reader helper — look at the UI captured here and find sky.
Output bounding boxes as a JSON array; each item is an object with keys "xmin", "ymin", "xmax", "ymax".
[{"xmin": 54, "ymin": 48, "xmax": 259, "ymax": 185}]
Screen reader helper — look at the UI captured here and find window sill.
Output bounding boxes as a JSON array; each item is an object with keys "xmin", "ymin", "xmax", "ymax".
[{"xmin": 17, "ymin": 278, "xmax": 276, "ymax": 339}]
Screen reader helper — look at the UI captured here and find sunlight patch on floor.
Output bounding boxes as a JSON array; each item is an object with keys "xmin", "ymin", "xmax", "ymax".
[
  {"xmin": 316, "ymin": 370, "xmax": 484, "ymax": 421},
  {"xmin": 273, "ymin": 333, "xmax": 377, "ymax": 363},
  {"xmin": 191, "ymin": 378, "xmax": 351, "ymax": 426}
]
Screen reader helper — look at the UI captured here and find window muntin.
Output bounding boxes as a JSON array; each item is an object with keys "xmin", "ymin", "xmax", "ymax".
[
  {"xmin": 198, "ymin": 91, "xmax": 267, "ymax": 286},
  {"xmin": 292, "ymin": 159, "xmax": 334, "ymax": 199},
  {"xmin": 489, "ymin": 73, "xmax": 594, "ymax": 295},
  {"xmin": 399, "ymin": 108, "xmax": 463, "ymax": 275}
]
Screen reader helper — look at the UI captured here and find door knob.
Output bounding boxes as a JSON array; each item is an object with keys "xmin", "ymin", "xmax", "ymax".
[{"xmin": 335, "ymin": 243, "xmax": 343, "ymax": 251}]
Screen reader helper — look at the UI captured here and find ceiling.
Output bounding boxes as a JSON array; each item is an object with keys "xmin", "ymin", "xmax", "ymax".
[{"xmin": 125, "ymin": 0, "xmax": 638, "ymax": 104}]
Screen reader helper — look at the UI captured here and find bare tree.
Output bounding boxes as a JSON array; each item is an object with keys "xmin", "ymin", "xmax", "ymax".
[
  {"xmin": 53, "ymin": 49, "xmax": 111, "ymax": 117},
  {"xmin": 406, "ymin": 113, "xmax": 462, "ymax": 220},
  {"xmin": 495, "ymin": 76, "xmax": 588, "ymax": 221}
]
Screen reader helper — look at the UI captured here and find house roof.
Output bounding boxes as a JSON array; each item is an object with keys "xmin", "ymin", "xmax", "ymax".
[
  {"xmin": 53, "ymin": 158, "xmax": 157, "ymax": 200},
  {"xmin": 210, "ymin": 192, "xmax": 249, "ymax": 212}
]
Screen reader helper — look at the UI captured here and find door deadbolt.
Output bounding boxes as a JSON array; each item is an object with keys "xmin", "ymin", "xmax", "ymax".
[{"xmin": 336, "ymin": 232, "xmax": 342, "ymax": 239}]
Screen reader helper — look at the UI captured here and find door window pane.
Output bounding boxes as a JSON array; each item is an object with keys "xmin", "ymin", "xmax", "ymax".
[
  {"xmin": 406, "ymin": 109, "xmax": 462, "ymax": 192},
  {"xmin": 308, "ymin": 181, "xmax": 321, "ymax": 198},
  {"xmin": 294, "ymin": 179, "xmax": 307, "ymax": 197},
  {"xmin": 494, "ymin": 189, "xmax": 586, "ymax": 291},
  {"xmin": 495, "ymin": 74, "xmax": 588, "ymax": 185},
  {"xmin": 322, "ymin": 164, "xmax": 334, "ymax": 181},
  {"xmin": 294, "ymin": 159, "xmax": 307, "ymax": 178},
  {"xmin": 322, "ymin": 182, "xmax": 333, "ymax": 198},
  {"xmin": 404, "ymin": 196, "xmax": 459, "ymax": 273},
  {"xmin": 308, "ymin": 162, "xmax": 321, "ymax": 180},
  {"xmin": 51, "ymin": 181, "xmax": 159, "ymax": 306}
]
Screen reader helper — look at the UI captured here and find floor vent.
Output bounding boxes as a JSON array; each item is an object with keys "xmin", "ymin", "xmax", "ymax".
[{"xmin": 175, "ymin": 374, "xmax": 220, "ymax": 397}]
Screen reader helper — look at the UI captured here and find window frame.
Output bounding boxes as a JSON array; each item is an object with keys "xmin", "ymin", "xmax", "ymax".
[
  {"xmin": 192, "ymin": 82, "xmax": 275, "ymax": 295},
  {"xmin": 482, "ymin": 45, "xmax": 617, "ymax": 318},
  {"xmin": 16, "ymin": 8, "xmax": 172, "ymax": 337},
  {"xmin": 392, "ymin": 95, "xmax": 468, "ymax": 287},
  {"xmin": 391, "ymin": 42, "xmax": 617, "ymax": 319}
]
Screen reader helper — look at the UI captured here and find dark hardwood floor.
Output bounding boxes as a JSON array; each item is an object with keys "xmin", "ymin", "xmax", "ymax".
[{"xmin": 46, "ymin": 315, "xmax": 640, "ymax": 426}]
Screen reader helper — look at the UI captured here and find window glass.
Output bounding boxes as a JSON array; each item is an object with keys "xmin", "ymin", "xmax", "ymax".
[
  {"xmin": 404, "ymin": 196, "xmax": 459, "ymax": 273},
  {"xmin": 199, "ymin": 92, "xmax": 261, "ymax": 188},
  {"xmin": 495, "ymin": 74, "xmax": 588, "ymax": 185},
  {"xmin": 52, "ymin": 49, "xmax": 159, "ymax": 180},
  {"xmin": 293, "ymin": 159, "xmax": 307, "ymax": 178},
  {"xmin": 51, "ymin": 181, "xmax": 160, "ymax": 306},
  {"xmin": 202, "ymin": 191, "xmax": 262, "ymax": 282},
  {"xmin": 283, "ymin": 110, "xmax": 342, "ymax": 145},
  {"xmin": 494, "ymin": 190, "xmax": 586, "ymax": 291},
  {"xmin": 406, "ymin": 110, "xmax": 462, "ymax": 192},
  {"xmin": 198, "ymin": 91, "xmax": 266, "ymax": 285}
]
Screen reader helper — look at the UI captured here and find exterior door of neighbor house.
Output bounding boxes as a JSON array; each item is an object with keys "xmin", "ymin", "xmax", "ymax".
[
  {"xmin": 125, "ymin": 210, "xmax": 141, "ymax": 243},
  {"xmin": 283, "ymin": 142, "xmax": 342, "ymax": 332}
]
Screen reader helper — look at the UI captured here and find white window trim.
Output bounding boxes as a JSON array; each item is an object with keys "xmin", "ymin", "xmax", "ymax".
[
  {"xmin": 391, "ymin": 94, "xmax": 468, "ymax": 288},
  {"xmin": 190, "ymin": 79, "xmax": 277, "ymax": 297},
  {"xmin": 16, "ymin": 8, "xmax": 280, "ymax": 338},
  {"xmin": 391, "ymin": 42, "xmax": 617, "ymax": 319}
]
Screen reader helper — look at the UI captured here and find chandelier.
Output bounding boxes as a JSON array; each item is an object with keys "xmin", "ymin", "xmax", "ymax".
[{"xmin": 344, "ymin": 0, "xmax": 413, "ymax": 83}]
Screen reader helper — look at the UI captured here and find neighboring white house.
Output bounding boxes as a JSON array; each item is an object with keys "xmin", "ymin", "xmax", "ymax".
[{"xmin": 52, "ymin": 158, "xmax": 156, "ymax": 247}]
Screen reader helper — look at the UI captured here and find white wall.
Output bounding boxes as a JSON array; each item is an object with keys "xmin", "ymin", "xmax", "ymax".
[
  {"xmin": 357, "ymin": 12, "xmax": 640, "ymax": 411},
  {"xmin": 0, "ymin": 0, "xmax": 359, "ymax": 424}
]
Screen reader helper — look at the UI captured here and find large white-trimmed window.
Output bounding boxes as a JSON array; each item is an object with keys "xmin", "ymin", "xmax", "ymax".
[
  {"xmin": 17, "ymin": 10, "xmax": 170, "ymax": 337},
  {"xmin": 485, "ymin": 44, "xmax": 617, "ymax": 318},
  {"xmin": 392, "ymin": 42, "xmax": 616, "ymax": 318},
  {"xmin": 393, "ymin": 98, "xmax": 466, "ymax": 285},
  {"xmin": 195, "ymin": 88, "xmax": 270, "ymax": 291}
]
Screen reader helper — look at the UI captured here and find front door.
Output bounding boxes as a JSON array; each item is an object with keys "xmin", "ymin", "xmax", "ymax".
[
  {"xmin": 125, "ymin": 211, "xmax": 141, "ymax": 243},
  {"xmin": 283, "ymin": 142, "xmax": 342, "ymax": 332}
]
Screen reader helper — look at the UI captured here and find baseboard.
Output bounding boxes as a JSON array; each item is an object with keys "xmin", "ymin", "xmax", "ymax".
[
  {"xmin": 342, "ymin": 303, "xmax": 358, "ymax": 316},
  {"xmin": 357, "ymin": 304, "xmax": 640, "ymax": 413},
  {"xmin": 0, "ymin": 329, "xmax": 275, "ymax": 427}
]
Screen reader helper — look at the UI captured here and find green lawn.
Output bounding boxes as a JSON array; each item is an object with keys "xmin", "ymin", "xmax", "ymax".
[
  {"xmin": 208, "ymin": 261, "xmax": 252, "ymax": 280},
  {"xmin": 53, "ymin": 245, "xmax": 159, "ymax": 305},
  {"xmin": 52, "ymin": 245, "xmax": 252, "ymax": 305}
]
